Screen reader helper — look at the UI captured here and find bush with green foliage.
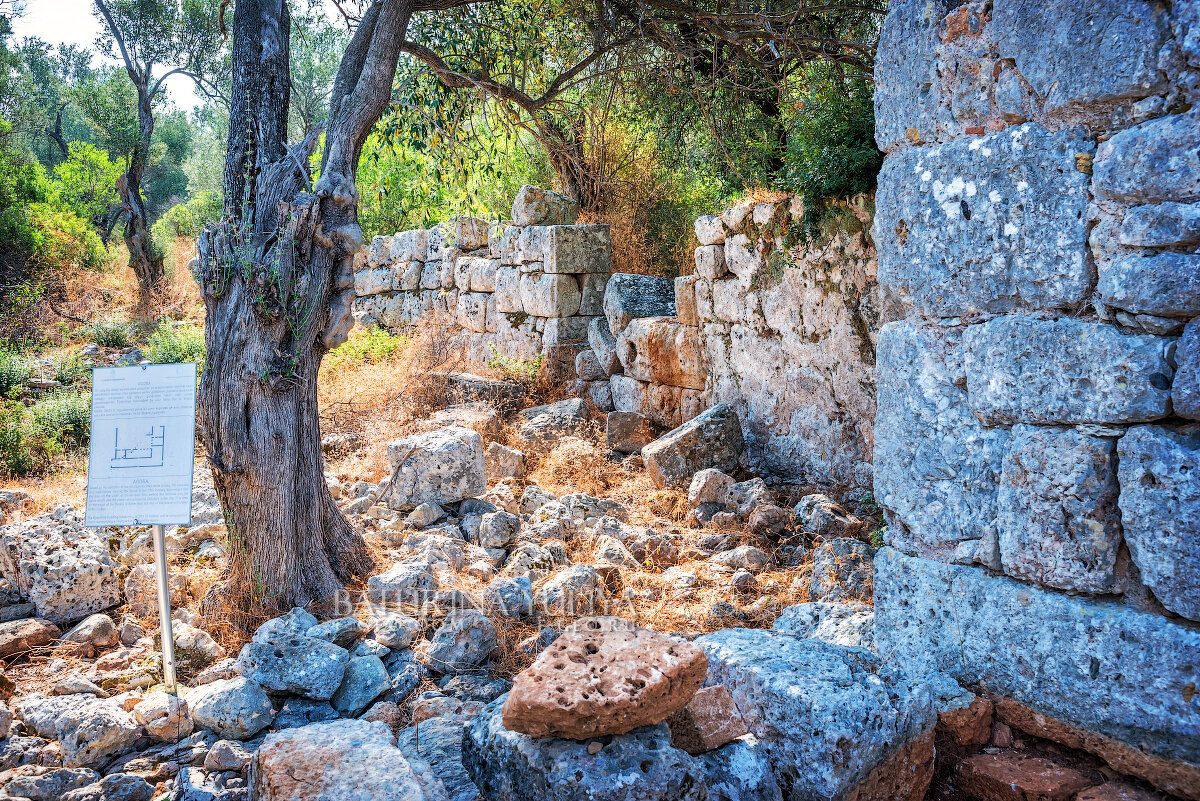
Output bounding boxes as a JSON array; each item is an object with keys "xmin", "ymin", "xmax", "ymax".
[
  {"xmin": 0, "ymin": 347, "xmax": 33, "ymax": 396},
  {"xmin": 781, "ymin": 73, "xmax": 882, "ymax": 240},
  {"xmin": 84, "ymin": 317, "xmax": 135, "ymax": 348},
  {"xmin": 325, "ymin": 326, "xmax": 407, "ymax": 371},
  {"xmin": 29, "ymin": 389, "xmax": 90, "ymax": 448},
  {"xmin": 152, "ymin": 189, "xmax": 222, "ymax": 241},
  {"xmin": 50, "ymin": 351, "xmax": 90, "ymax": 385},
  {"xmin": 0, "ymin": 389, "xmax": 91, "ymax": 477},
  {"xmin": 486, "ymin": 343, "xmax": 545, "ymax": 383},
  {"xmin": 145, "ymin": 323, "xmax": 205, "ymax": 367}
]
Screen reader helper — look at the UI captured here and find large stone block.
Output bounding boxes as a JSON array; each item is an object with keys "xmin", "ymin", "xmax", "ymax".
[
  {"xmin": 511, "ymin": 185, "xmax": 580, "ymax": 227},
  {"xmin": 519, "ymin": 273, "xmax": 581, "ymax": 318},
  {"xmin": 874, "ymin": 322, "xmax": 1009, "ymax": 557},
  {"xmin": 390, "ymin": 229, "xmax": 429, "ymax": 262},
  {"xmin": 1118, "ymin": 425, "xmax": 1200, "ymax": 621},
  {"xmin": 1098, "ymin": 252, "xmax": 1200, "ymax": 319},
  {"xmin": 963, "ymin": 317, "xmax": 1172, "ymax": 424},
  {"xmin": 1094, "ymin": 111, "xmax": 1200, "ymax": 204},
  {"xmin": 354, "ymin": 267, "xmax": 395, "ymax": 296},
  {"xmin": 1119, "ymin": 202, "xmax": 1200, "ymax": 247},
  {"xmin": 872, "ymin": 0, "xmax": 953, "ymax": 149},
  {"xmin": 617, "ymin": 317, "xmax": 707, "ymax": 390},
  {"xmin": 603, "ymin": 273, "xmax": 675, "ymax": 335},
  {"xmin": 875, "ymin": 124, "xmax": 1094, "ymax": 316},
  {"xmin": 494, "ymin": 265, "xmax": 522, "ymax": 313},
  {"xmin": 464, "ymin": 700, "xmax": 707, "ymax": 801},
  {"xmin": 543, "ymin": 225, "xmax": 611, "ymax": 274},
  {"xmin": 641, "ymin": 404, "xmax": 743, "ymax": 489},
  {"xmin": 579, "ymin": 272, "xmax": 607, "ymax": 316},
  {"xmin": 873, "ymin": 549, "xmax": 1200, "ymax": 772},
  {"xmin": 1176, "ymin": 319, "xmax": 1200, "ymax": 420},
  {"xmin": 997, "ymin": 425, "xmax": 1121, "ymax": 593},
  {"xmin": 0, "ymin": 510, "xmax": 121, "ymax": 624},
  {"xmin": 991, "ymin": 0, "xmax": 1169, "ymax": 116},
  {"xmin": 456, "ymin": 292, "xmax": 489, "ymax": 333},
  {"xmin": 697, "ymin": 628, "xmax": 935, "ymax": 801},
  {"xmin": 380, "ymin": 427, "xmax": 487, "ymax": 509}
]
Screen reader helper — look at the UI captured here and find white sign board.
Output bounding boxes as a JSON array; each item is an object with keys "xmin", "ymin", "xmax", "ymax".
[{"xmin": 84, "ymin": 363, "xmax": 198, "ymax": 527}]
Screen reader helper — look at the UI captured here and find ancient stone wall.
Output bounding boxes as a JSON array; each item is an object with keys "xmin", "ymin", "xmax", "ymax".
[
  {"xmin": 351, "ymin": 187, "xmax": 610, "ymax": 377},
  {"xmin": 870, "ymin": 0, "xmax": 1200, "ymax": 796}
]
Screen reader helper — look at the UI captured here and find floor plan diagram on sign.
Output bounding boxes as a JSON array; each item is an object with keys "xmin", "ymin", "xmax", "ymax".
[{"xmin": 110, "ymin": 424, "xmax": 166, "ymax": 468}]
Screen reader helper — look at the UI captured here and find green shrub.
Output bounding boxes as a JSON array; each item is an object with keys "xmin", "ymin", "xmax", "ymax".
[
  {"xmin": 0, "ymin": 348, "xmax": 33, "ymax": 396},
  {"xmin": 29, "ymin": 390, "xmax": 91, "ymax": 449},
  {"xmin": 326, "ymin": 326, "xmax": 406, "ymax": 371},
  {"xmin": 85, "ymin": 317, "xmax": 135, "ymax": 348},
  {"xmin": 486, "ymin": 343, "xmax": 545, "ymax": 383},
  {"xmin": 0, "ymin": 400, "xmax": 37, "ymax": 477},
  {"xmin": 145, "ymin": 323, "xmax": 205, "ymax": 367},
  {"xmin": 50, "ymin": 351, "xmax": 91, "ymax": 385}
]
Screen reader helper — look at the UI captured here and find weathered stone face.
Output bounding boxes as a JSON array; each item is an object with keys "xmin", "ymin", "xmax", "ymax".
[
  {"xmin": 641, "ymin": 404, "xmax": 744, "ymax": 489},
  {"xmin": 519, "ymin": 272, "xmax": 582, "ymax": 317},
  {"xmin": 1176, "ymin": 319, "xmax": 1200, "ymax": 421},
  {"xmin": 1093, "ymin": 111, "xmax": 1200, "ymax": 204},
  {"xmin": 603, "ymin": 273, "xmax": 676, "ymax": 336},
  {"xmin": 962, "ymin": 317, "xmax": 1173, "ymax": 425},
  {"xmin": 380, "ymin": 426, "xmax": 487, "ymax": 509},
  {"xmin": 872, "ymin": 0, "xmax": 952, "ymax": 149},
  {"xmin": 697, "ymin": 628, "xmax": 935, "ymax": 801},
  {"xmin": 1118, "ymin": 425, "xmax": 1200, "ymax": 622},
  {"xmin": 1098, "ymin": 252, "xmax": 1200, "ymax": 319},
  {"xmin": 875, "ymin": 124, "xmax": 1094, "ymax": 317},
  {"xmin": 502, "ymin": 617, "xmax": 707, "ymax": 740},
  {"xmin": 873, "ymin": 549, "xmax": 1200, "ymax": 771},
  {"xmin": 996, "ymin": 425, "xmax": 1122, "ymax": 593},
  {"xmin": 236, "ymin": 635, "xmax": 350, "ymax": 701},
  {"xmin": 617, "ymin": 317, "xmax": 707, "ymax": 390},
  {"xmin": 511, "ymin": 185, "xmax": 580, "ymax": 227},
  {"xmin": 874, "ymin": 321, "xmax": 1009, "ymax": 557}
]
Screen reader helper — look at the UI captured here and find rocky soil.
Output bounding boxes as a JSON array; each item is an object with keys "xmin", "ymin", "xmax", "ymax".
[{"xmin": 0, "ymin": 367, "xmax": 1172, "ymax": 801}]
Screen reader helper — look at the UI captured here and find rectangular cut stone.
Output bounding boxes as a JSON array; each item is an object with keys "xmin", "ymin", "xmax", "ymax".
[
  {"xmin": 874, "ymin": 124, "xmax": 1094, "ymax": 316},
  {"xmin": 519, "ymin": 273, "xmax": 581, "ymax": 318},
  {"xmin": 543, "ymin": 225, "xmax": 611, "ymax": 274},
  {"xmin": 997, "ymin": 425, "xmax": 1120, "ymax": 593},
  {"xmin": 645, "ymin": 383, "xmax": 683, "ymax": 429},
  {"xmin": 610, "ymin": 374, "xmax": 649, "ymax": 416},
  {"xmin": 513, "ymin": 226, "xmax": 549, "ymax": 264},
  {"xmin": 578, "ymin": 273, "xmax": 607, "ymax": 317},
  {"xmin": 453, "ymin": 256, "xmax": 475, "ymax": 291},
  {"xmin": 1097, "ymin": 252, "xmax": 1200, "ymax": 319},
  {"xmin": 694, "ymin": 245, "xmax": 728, "ymax": 280},
  {"xmin": 694, "ymin": 215, "xmax": 727, "ymax": 245},
  {"xmin": 874, "ymin": 322, "xmax": 1009, "ymax": 558},
  {"xmin": 470, "ymin": 258, "xmax": 498, "ymax": 293},
  {"xmin": 494, "ymin": 266, "xmax": 521, "ymax": 313},
  {"xmin": 456, "ymin": 292, "xmax": 489, "ymax": 334},
  {"xmin": 873, "ymin": 548, "xmax": 1200, "ymax": 772},
  {"xmin": 396, "ymin": 260, "xmax": 421, "ymax": 292},
  {"xmin": 542, "ymin": 316, "xmax": 592, "ymax": 346},
  {"xmin": 675, "ymin": 276, "xmax": 698, "ymax": 327},
  {"xmin": 1118, "ymin": 425, "xmax": 1200, "ymax": 622},
  {"xmin": 872, "ymin": 0, "xmax": 945, "ymax": 150},
  {"xmin": 992, "ymin": 0, "xmax": 1169, "ymax": 116},
  {"xmin": 1093, "ymin": 110, "xmax": 1200, "ymax": 204},
  {"xmin": 368, "ymin": 235, "xmax": 393, "ymax": 267},
  {"xmin": 390, "ymin": 229, "xmax": 429, "ymax": 262},
  {"xmin": 354, "ymin": 267, "xmax": 395, "ymax": 297},
  {"xmin": 419, "ymin": 262, "xmax": 440, "ymax": 290},
  {"xmin": 617, "ymin": 317, "xmax": 707, "ymax": 391},
  {"xmin": 963, "ymin": 316, "xmax": 1172, "ymax": 424}
]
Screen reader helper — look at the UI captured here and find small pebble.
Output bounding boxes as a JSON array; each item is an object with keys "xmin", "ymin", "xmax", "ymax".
[{"xmin": 587, "ymin": 741, "xmax": 603, "ymax": 755}]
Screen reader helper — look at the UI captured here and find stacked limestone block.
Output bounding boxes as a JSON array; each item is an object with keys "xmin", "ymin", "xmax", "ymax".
[
  {"xmin": 351, "ymin": 186, "xmax": 611, "ymax": 376},
  {"xmin": 871, "ymin": 1, "xmax": 1200, "ymax": 797},
  {"xmin": 689, "ymin": 196, "xmax": 884, "ymax": 491}
]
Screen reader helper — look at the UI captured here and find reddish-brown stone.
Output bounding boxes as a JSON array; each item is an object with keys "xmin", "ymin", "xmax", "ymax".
[
  {"xmin": 938, "ymin": 696, "xmax": 994, "ymax": 748},
  {"xmin": 1075, "ymin": 782, "xmax": 1166, "ymax": 801},
  {"xmin": 0, "ymin": 618, "xmax": 60, "ymax": 660},
  {"xmin": 502, "ymin": 616, "xmax": 707, "ymax": 740},
  {"xmin": 956, "ymin": 754, "xmax": 1097, "ymax": 801},
  {"xmin": 846, "ymin": 730, "xmax": 936, "ymax": 801},
  {"xmin": 665, "ymin": 685, "xmax": 748, "ymax": 755}
]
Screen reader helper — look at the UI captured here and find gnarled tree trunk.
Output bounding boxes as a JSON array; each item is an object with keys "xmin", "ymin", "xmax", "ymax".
[{"xmin": 196, "ymin": 0, "xmax": 416, "ymax": 628}]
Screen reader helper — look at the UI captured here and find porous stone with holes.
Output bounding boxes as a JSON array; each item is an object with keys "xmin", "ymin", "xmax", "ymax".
[{"xmin": 501, "ymin": 616, "xmax": 707, "ymax": 740}]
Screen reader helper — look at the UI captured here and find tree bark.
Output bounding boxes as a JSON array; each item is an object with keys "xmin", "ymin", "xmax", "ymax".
[
  {"xmin": 196, "ymin": 0, "xmax": 415, "ymax": 628},
  {"xmin": 120, "ymin": 91, "xmax": 164, "ymax": 314}
]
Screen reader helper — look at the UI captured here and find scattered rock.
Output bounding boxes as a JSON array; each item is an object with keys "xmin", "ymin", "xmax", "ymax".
[
  {"xmin": 187, "ymin": 677, "xmax": 274, "ymax": 740},
  {"xmin": 3, "ymin": 767, "xmax": 100, "ymax": 800},
  {"xmin": 252, "ymin": 607, "xmax": 318, "ymax": 644},
  {"xmin": 424, "ymin": 610, "xmax": 498, "ymax": 674},
  {"xmin": 512, "ymin": 185, "xmax": 580, "ymax": 226},
  {"xmin": 235, "ymin": 635, "xmax": 349, "ymax": 700},
  {"xmin": 810, "ymin": 538, "xmax": 874, "ymax": 602},
  {"xmin": 477, "ymin": 511, "xmax": 521, "ymax": 549},
  {"xmin": 270, "ymin": 698, "xmax": 338, "ymax": 731},
  {"xmin": 330, "ymin": 655, "xmax": 390, "ymax": 716},
  {"xmin": 747, "ymin": 505, "xmax": 789, "ymax": 538},
  {"xmin": 665, "ymin": 685, "xmax": 748, "ymax": 755},
  {"xmin": 688, "ymin": 469, "xmax": 735, "ymax": 507},
  {"xmin": 955, "ymin": 753, "xmax": 1098, "ymax": 801},
  {"xmin": 59, "ymin": 773, "xmax": 155, "ymax": 801},
  {"xmin": 396, "ymin": 715, "xmax": 481, "ymax": 801},
  {"xmin": 485, "ymin": 442, "xmax": 527, "ymax": 481},
  {"xmin": 252, "ymin": 720, "xmax": 435, "ymax": 800},
  {"xmin": 483, "ymin": 577, "xmax": 533, "ymax": 619},
  {"xmin": 698, "ymin": 736, "xmax": 783, "ymax": 801},
  {"xmin": 411, "ymin": 695, "xmax": 487, "ymax": 725},
  {"xmin": 407, "ymin": 502, "xmax": 445, "ymax": 529},
  {"xmin": 537, "ymin": 565, "xmax": 604, "ymax": 617},
  {"xmin": 515, "ymin": 399, "xmax": 592, "ymax": 453},
  {"xmin": 373, "ymin": 613, "xmax": 419, "ymax": 650},
  {"xmin": 503, "ymin": 616, "xmax": 707, "ymax": 739},
  {"xmin": 709, "ymin": 545, "xmax": 770, "ymax": 574},
  {"xmin": 605, "ymin": 411, "xmax": 658, "ymax": 454},
  {"xmin": 172, "ymin": 622, "xmax": 225, "ymax": 671},
  {"xmin": 467, "ymin": 698, "xmax": 707, "ymax": 800},
  {"xmin": 938, "ymin": 696, "xmax": 995, "ymax": 749},
  {"xmin": 15, "ymin": 693, "xmax": 142, "ymax": 768},
  {"xmin": 380, "ymin": 427, "xmax": 487, "ymax": 510},
  {"xmin": 204, "ymin": 739, "xmax": 254, "ymax": 772},
  {"xmin": 61, "ymin": 614, "xmax": 118, "ymax": 649},
  {"xmin": 0, "ymin": 617, "xmax": 60, "ymax": 659},
  {"xmin": 306, "ymin": 616, "xmax": 369, "ymax": 648},
  {"xmin": 725, "ymin": 478, "xmax": 774, "ymax": 517},
  {"xmin": 0, "ymin": 510, "xmax": 121, "ymax": 624},
  {"xmin": 367, "ymin": 561, "xmax": 438, "ymax": 606},
  {"xmin": 133, "ymin": 691, "xmax": 193, "ymax": 742},
  {"xmin": 52, "ymin": 676, "xmax": 108, "ymax": 697},
  {"xmin": 642, "ymin": 405, "xmax": 744, "ymax": 489}
]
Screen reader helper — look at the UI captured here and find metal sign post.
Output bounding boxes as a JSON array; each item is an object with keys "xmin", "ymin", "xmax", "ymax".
[{"xmin": 85, "ymin": 363, "xmax": 197, "ymax": 696}]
